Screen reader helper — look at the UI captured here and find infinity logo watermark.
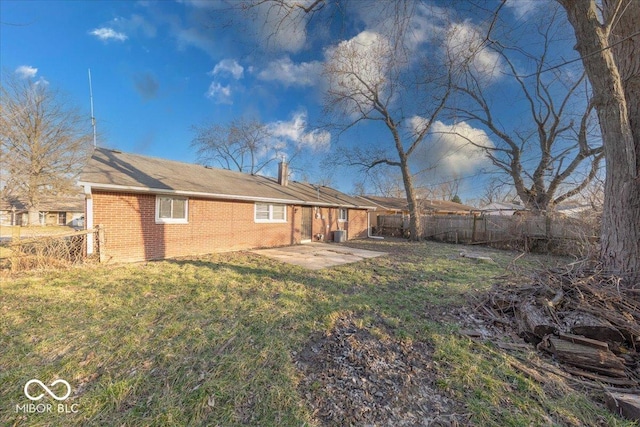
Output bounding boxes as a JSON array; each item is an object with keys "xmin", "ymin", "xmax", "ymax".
[
  {"xmin": 16, "ymin": 379, "xmax": 79, "ymax": 414},
  {"xmin": 24, "ymin": 379, "xmax": 72, "ymax": 401}
]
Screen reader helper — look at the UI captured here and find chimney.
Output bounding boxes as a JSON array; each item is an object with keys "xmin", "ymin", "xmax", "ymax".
[{"xmin": 278, "ymin": 160, "xmax": 289, "ymax": 186}]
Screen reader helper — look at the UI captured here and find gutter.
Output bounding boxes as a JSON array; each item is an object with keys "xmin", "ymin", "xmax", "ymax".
[
  {"xmin": 78, "ymin": 181, "xmax": 377, "ymax": 210},
  {"xmin": 82, "ymin": 184, "xmax": 94, "ymax": 254}
]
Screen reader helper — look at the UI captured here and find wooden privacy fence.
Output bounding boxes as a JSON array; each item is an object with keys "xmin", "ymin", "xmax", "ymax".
[
  {"xmin": 0, "ymin": 226, "xmax": 105, "ymax": 272},
  {"xmin": 376, "ymin": 214, "xmax": 595, "ymax": 254}
]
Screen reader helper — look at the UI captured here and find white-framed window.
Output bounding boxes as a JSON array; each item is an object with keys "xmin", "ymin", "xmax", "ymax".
[
  {"xmin": 255, "ymin": 203, "xmax": 287, "ymax": 223},
  {"xmin": 156, "ymin": 196, "xmax": 188, "ymax": 224},
  {"xmin": 338, "ymin": 208, "xmax": 348, "ymax": 222}
]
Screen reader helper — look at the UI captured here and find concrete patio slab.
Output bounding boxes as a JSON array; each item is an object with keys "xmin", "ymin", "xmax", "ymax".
[{"xmin": 251, "ymin": 243, "xmax": 386, "ymax": 270}]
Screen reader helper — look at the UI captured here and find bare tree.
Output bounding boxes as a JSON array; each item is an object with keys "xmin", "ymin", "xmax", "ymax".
[
  {"xmin": 558, "ymin": 0, "xmax": 640, "ymax": 281},
  {"xmin": 479, "ymin": 177, "xmax": 518, "ymax": 206},
  {"xmin": 340, "ymin": 159, "xmax": 406, "ymax": 197},
  {"xmin": 448, "ymin": 6, "xmax": 603, "ymax": 213},
  {"xmin": 228, "ymin": 0, "xmax": 343, "ymax": 53},
  {"xmin": 369, "ymin": 169, "xmax": 406, "ymax": 198},
  {"xmin": 191, "ymin": 118, "xmax": 287, "ymax": 175},
  {"xmin": 429, "ymin": 174, "xmax": 462, "ymax": 201},
  {"xmin": 236, "ymin": 0, "xmax": 455, "ymax": 239},
  {"xmin": 579, "ymin": 175, "xmax": 604, "ymax": 211},
  {"xmin": 323, "ymin": 3, "xmax": 452, "ymax": 239},
  {"xmin": 0, "ymin": 74, "xmax": 92, "ymax": 225}
]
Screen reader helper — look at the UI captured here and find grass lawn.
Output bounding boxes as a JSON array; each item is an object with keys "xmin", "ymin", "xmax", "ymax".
[{"xmin": 0, "ymin": 240, "xmax": 632, "ymax": 426}]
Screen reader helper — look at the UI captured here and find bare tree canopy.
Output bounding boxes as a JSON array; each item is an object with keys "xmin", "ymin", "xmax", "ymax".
[
  {"xmin": 190, "ymin": 114, "xmax": 327, "ymax": 177},
  {"xmin": 557, "ymin": 0, "xmax": 640, "ymax": 281},
  {"xmin": 479, "ymin": 177, "xmax": 519, "ymax": 207},
  {"xmin": 0, "ymin": 74, "xmax": 92, "ymax": 225},
  {"xmin": 321, "ymin": 1, "xmax": 453, "ymax": 239},
  {"xmin": 447, "ymin": 5, "xmax": 603, "ymax": 213},
  {"xmin": 191, "ymin": 118, "xmax": 283, "ymax": 175}
]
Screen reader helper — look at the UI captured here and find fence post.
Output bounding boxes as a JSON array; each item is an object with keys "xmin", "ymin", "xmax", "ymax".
[
  {"xmin": 471, "ymin": 215, "xmax": 477, "ymax": 243},
  {"xmin": 96, "ymin": 225, "xmax": 106, "ymax": 263},
  {"xmin": 10, "ymin": 227, "xmax": 21, "ymax": 272}
]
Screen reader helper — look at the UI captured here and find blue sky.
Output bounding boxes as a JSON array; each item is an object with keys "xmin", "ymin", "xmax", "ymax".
[{"xmin": 2, "ymin": 0, "xmax": 586, "ymax": 204}]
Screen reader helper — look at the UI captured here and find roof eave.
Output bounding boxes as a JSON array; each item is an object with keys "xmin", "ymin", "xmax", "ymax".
[{"xmin": 78, "ymin": 181, "xmax": 375, "ymax": 209}]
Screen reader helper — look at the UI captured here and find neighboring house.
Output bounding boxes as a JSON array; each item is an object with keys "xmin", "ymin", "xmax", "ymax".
[
  {"xmin": 421, "ymin": 199, "xmax": 477, "ymax": 215},
  {"xmin": 358, "ymin": 195, "xmax": 476, "ymax": 229},
  {"xmin": 0, "ymin": 196, "xmax": 84, "ymax": 227},
  {"xmin": 78, "ymin": 148, "xmax": 377, "ymax": 263},
  {"xmin": 480, "ymin": 202, "xmax": 527, "ymax": 216},
  {"xmin": 555, "ymin": 203, "xmax": 593, "ymax": 218}
]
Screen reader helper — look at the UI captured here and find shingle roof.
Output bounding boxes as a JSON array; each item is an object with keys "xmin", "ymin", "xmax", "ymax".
[
  {"xmin": 357, "ymin": 196, "xmax": 408, "ymax": 211},
  {"xmin": 421, "ymin": 199, "xmax": 476, "ymax": 213},
  {"xmin": 358, "ymin": 195, "xmax": 475, "ymax": 213},
  {"xmin": 79, "ymin": 148, "xmax": 375, "ymax": 209},
  {"xmin": 480, "ymin": 202, "xmax": 526, "ymax": 212},
  {"xmin": 0, "ymin": 195, "xmax": 84, "ymax": 212}
]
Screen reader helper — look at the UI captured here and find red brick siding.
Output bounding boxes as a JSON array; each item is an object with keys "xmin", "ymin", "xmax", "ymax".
[
  {"xmin": 309, "ymin": 207, "xmax": 369, "ymax": 241},
  {"xmin": 346, "ymin": 209, "xmax": 368, "ymax": 239},
  {"xmin": 91, "ymin": 191, "xmax": 368, "ymax": 262}
]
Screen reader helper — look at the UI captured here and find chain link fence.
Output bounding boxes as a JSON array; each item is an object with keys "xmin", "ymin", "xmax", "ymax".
[{"xmin": 0, "ymin": 227, "xmax": 104, "ymax": 273}]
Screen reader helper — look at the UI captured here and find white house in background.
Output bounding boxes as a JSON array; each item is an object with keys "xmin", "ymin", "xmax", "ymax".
[
  {"xmin": 481, "ymin": 202, "xmax": 526, "ymax": 216},
  {"xmin": 0, "ymin": 195, "xmax": 85, "ymax": 227},
  {"xmin": 555, "ymin": 203, "xmax": 593, "ymax": 218}
]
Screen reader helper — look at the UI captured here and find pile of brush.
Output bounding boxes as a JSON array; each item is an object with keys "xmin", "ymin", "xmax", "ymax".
[{"xmin": 481, "ymin": 267, "xmax": 640, "ymax": 420}]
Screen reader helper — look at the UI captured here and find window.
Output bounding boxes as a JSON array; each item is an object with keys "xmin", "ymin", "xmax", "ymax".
[
  {"xmin": 255, "ymin": 203, "xmax": 287, "ymax": 222},
  {"xmin": 57, "ymin": 212, "xmax": 67, "ymax": 225},
  {"xmin": 156, "ymin": 196, "xmax": 188, "ymax": 224},
  {"xmin": 338, "ymin": 208, "xmax": 348, "ymax": 222}
]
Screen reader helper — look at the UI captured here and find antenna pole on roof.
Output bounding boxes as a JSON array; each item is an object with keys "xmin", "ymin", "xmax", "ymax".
[{"xmin": 88, "ymin": 69, "xmax": 97, "ymax": 148}]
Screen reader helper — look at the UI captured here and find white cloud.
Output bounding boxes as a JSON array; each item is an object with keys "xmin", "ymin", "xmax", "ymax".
[
  {"xmin": 89, "ymin": 27, "xmax": 128, "ymax": 42},
  {"xmin": 120, "ymin": 14, "xmax": 157, "ymax": 38},
  {"xmin": 34, "ymin": 77, "xmax": 50, "ymax": 87},
  {"xmin": 211, "ymin": 59, "xmax": 244, "ymax": 80},
  {"xmin": 325, "ymin": 31, "xmax": 392, "ymax": 113},
  {"xmin": 413, "ymin": 119, "xmax": 493, "ymax": 176},
  {"xmin": 205, "ymin": 82, "xmax": 232, "ymax": 104},
  {"xmin": 257, "ymin": 56, "xmax": 322, "ymax": 87},
  {"xmin": 88, "ymin": 15, "xmax": 155, "ymax": 45},
  {"xmin": 299, "ymin": 129, "xmax": 331, "ymax": 151},
  {"xmin": 444, "ymin": 21, "xmax": 504, "ymax": 82},
  {"xmin": 171, "ymin": 25, "xmax": 217, "ymax": 57},
  {"xmin": 15, "ymin": 65, "xmax": 38, "ymax": 79},
  {"xmin": 178, "ymin": 0, "xmax": 307, "ymax": 53},
  {"xmin": 505, "ymin": 0, "xmax": 539, "ymax": 18},
  {"xmin": 268, "ymin": 111, "xmax": 330, "ymax": 152},
  {"xmin": 254, "ymin": 0, "xmax": 309, "ymax": 53},
  {"xmin": 350, "ymin": 2, "xmax": 447, "ymax": 53}
]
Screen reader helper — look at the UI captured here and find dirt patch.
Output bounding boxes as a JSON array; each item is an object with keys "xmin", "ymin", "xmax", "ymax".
[{"xmin": 294, "ymin": 315, "xmax": 469, "ymax": 426}]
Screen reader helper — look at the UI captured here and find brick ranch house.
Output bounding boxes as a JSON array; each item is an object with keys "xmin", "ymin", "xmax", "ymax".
[{"xmin": 78, "ymin": 148, "xmax": 377, "ymax": 263}]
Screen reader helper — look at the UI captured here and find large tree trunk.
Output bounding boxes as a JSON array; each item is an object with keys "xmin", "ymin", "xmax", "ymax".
[
  {"xmin": 559, "ymin": 0, "xmax": 640, "ymax": 282},
  {"xmin": 400, "ymin": 157, "xmax": 422, "ymax": 241}
]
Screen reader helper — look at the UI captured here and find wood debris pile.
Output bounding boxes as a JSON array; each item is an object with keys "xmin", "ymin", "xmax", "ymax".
[{"xmin": 479, "ymin": 268, "xmax": 640, "ymax": 419}]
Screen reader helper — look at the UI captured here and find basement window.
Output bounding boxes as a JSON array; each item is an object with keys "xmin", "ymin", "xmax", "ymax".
[
  {"xmin": 156, "ymin": 196, "xmax": 188, "ymax": 224},
  {"xmin": 255, "ymin": 203, "xmax": 287, "ymax": 223}
]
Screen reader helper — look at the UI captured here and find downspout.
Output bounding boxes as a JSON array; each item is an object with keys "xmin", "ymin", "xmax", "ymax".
[
  {"xmin": 84, "ymin": 184, "xmax": 94, "ymax": 254},
  {"xmin": 367, "ymin": 211, "xmax": 384, "ymax": 240}
]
